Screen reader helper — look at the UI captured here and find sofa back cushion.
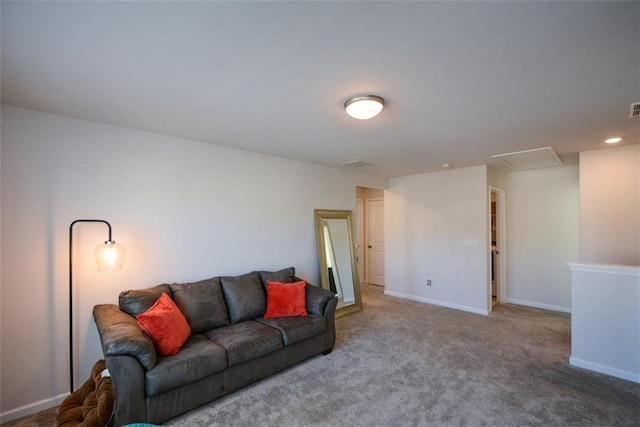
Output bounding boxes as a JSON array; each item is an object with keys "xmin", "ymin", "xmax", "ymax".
[
  {"xmin": 257, "ymin": 267, "xmax": 296, "ymax": 291},
  {"xmin": 119, "ymin": 283, "xmax": 172, "ymax": 317},
  {"xmin": 220, "ymin": 272, "xmax": 266, "ymax": 323},
  {"xmin": 170, "ymin": 278, "xmax": 230, "ymax": 334}
]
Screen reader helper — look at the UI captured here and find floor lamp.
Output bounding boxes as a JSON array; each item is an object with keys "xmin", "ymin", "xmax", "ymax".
[{"xmin": 69, "ymin": 219, "xmax": 125, "ymax": 394}]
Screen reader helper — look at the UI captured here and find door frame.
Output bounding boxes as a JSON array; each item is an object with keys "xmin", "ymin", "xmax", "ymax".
[
  {"xmin": 355, "ymin": 198, "xmax": 365, "ymax": 284},
  {"xmin": 489, "ymin": 186, "xmax": 507, "ymax": 312},
  {"xmin": 365, "ymin": 198, "xmax": 385, "ymax": 286}
]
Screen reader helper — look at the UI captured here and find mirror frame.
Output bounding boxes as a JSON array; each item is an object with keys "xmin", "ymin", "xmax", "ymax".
[{"xmin": 314, "ymin": 209, "xmax": 363, "ymax": 317}]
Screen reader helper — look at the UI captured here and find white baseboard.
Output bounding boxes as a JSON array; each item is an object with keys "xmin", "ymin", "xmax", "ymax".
[
  {"xmin": 384, "ymin": 290, "xmax": 489, "ymax": 316},
  {"xmin": 0, "ymin": 393, "xmax": 67, "ymax": 424},
  {"xmin": 506, "ymin": 298, "xmax": 571, "ymax": 313},
  {"xmin": 570, "ymin": 357, "xmax": 640, "ymax": 384}
]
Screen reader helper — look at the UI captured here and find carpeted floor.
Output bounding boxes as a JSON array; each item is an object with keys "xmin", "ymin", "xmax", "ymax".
[
  {"xmin": 1, "ymin": 406, "xmax": 57, "ymax": 427},
  {"xmin": 5, "ymin": 284, "xmax": 639, "ymax": 426}
]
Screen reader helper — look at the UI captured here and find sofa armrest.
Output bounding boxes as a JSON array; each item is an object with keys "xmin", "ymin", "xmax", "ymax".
[
  {"xmin": 323, "ymin": 295, "xmax": 338, "ymax": 317},
  {"xmin": 104, "ymin": 354, "xmax": 147, "ymax": 426},
  {"xmin": 302, "ymin": 281, "xmax": 336, "ymax": 316},
  {"xmin": 93, "ymin": 304, "xmax": 157, "ymax": 370}
]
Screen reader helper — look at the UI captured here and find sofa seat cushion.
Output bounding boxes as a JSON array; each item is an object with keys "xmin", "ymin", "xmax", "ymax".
[
  {"xmin": 257, "ymin": 315, "xmax": 326, "ymax": 346},
  {"xmin": 145, "ymin": 335, "xmax": 227, "ymax": 397},
  {"xmin": 203, "ymin": 321, "xmax": 283, "ymax": 367}
]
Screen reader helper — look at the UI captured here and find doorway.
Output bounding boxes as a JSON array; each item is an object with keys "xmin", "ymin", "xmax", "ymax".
[
  {"xmin": 355, "ymin": 187, "xmax": 385, "ymax": 288},
  {"xmin": 366, "ymin": 199, "xmax": 385, "ymax": 286},
  {"xmin": 489, "ymin": 187, "xmax": 506, "ymax": 312}
]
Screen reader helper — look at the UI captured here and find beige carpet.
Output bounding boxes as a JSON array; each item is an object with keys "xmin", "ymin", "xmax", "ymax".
[
  {"xmin": 166, "ymin": 285, "xmax": 639, "ymax": 426},
  {"xmin": 1, "ymin": 406, "xmax": 57, "ymax": 427},
  {"xmin": 5, "ymin": 284, "xmax": 639, "ymax": 426}
]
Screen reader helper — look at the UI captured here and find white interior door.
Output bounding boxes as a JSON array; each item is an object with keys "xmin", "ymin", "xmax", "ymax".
[{"xmin": 366, "ymin": 199, "xmax": 385, "ymax": 286}]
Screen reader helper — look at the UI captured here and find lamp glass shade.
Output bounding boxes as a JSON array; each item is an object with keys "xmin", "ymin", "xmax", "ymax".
[
  {"xmin": 95, "ymin": 241, "xmax": 125, "ymax": 272},
  {"xmin": 344, "ymin": 96, "xmax": 385, "ymax": 120}
]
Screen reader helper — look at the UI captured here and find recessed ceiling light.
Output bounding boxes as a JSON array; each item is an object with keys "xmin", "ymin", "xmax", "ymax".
[
  {"xmin": 605, "ymin": 137, "xmax": 622, "ymax": 144},
  {"xmin": 344, "ymin": 95, "xmax": 385, "ymax": 120}
]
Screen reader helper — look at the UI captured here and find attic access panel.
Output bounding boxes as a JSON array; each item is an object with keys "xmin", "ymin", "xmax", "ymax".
[{"xmin": 491, "ymin": 147, "xmax": 563, "ymax": 171}]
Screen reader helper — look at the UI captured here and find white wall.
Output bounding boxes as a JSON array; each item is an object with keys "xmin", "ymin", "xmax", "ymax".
[
  {"xmin": 385, "ymin": 166, "xmax": 489, "ymax": 314},
  {"xmin": 579, "ymin": 145, "xmax": 640, "ymax": 266},
  {"xmin": 504, "ymin": 166, "xmax": 579, "ymax": 312},
  {"xmin": 569, "ymin": 263, "xmax": 640, "ymax": 383},
  {"xmin": 360, "ymin": 159, "xmax": 581, "ymax": 318},
  {"xmin": 0, "ymin": 106, "xmax": 387, "ymax": 420},
  {"xmin": 487, "ymin": 166, "xmax": 506, "ymax": 189},
  {"xmin": 568, "ymin": 145, "xmax": 640, "ymax": 383}
]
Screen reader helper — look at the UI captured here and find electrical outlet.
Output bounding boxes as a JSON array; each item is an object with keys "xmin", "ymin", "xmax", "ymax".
[{"xmin": 427, "ymin": 279, "xmax": 432, "ymax": 286}]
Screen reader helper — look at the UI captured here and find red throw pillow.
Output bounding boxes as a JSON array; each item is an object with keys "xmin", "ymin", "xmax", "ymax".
[
  {"xmin": 264, "ymin": 280, "xmax": 308, "ymax": 319},
  {"xmin": 137, "ymin": 292, "xmax": 191, "ymax": 356}
]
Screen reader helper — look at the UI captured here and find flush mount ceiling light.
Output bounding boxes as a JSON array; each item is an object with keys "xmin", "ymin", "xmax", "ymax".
[
  {"xmin": 344, "ymin": 95, "xmax": 385, "ymax": 120},
  {"xmin": 605, "ymin": 137, "xmax": 622, "ymax": 144}
]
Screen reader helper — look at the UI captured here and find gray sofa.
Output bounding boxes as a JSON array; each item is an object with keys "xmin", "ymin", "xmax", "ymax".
[{"xmin": 92, "ymin": 267, "xmax": 338, "ymax": 426}]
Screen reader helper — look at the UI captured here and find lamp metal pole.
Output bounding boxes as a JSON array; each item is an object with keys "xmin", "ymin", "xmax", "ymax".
[{"xmin": 68, "ymin": 219, "xmax": 113, "ymax": 394}]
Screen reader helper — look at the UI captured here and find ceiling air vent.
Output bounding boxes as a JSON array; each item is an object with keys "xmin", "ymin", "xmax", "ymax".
[
  {"xmin": 630, "ymin": 102, "xmax": 640, "ymax": 118},
  {"xmin": 340, "ymin": 160, "xmax": 371, "ymax": 167}
]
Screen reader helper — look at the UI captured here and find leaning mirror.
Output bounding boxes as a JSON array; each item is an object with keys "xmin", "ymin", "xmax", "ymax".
[{"xmin": 314, "ymin": 209, "xmax": 362, "ymax": 317}]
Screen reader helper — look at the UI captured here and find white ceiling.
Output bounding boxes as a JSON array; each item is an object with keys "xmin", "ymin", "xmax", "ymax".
[{"xmin": 2, "ymin": 1, "xmax": 639, "ymax": 177}]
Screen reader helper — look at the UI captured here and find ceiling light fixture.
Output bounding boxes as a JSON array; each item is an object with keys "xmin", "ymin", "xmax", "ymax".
[
  {"xmin": 605, "ymin": 137, "xmax": 622, "ymax": 144},
  {"xmin": 344, "ymin": 95, "xmax": 385, "ymax": 120}
]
